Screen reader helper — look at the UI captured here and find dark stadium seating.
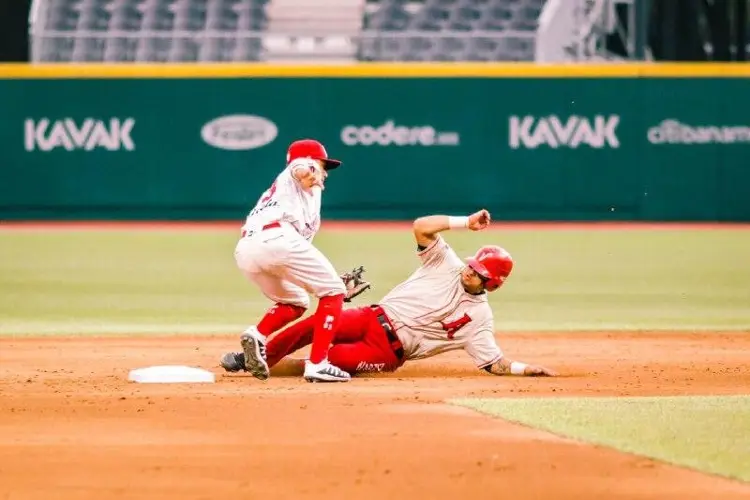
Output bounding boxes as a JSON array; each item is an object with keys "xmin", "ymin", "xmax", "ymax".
[
  {"xmin": 38, "ymin": 0, "xmax": 269, "ymax": 62},
  {"xmin": 34, "ymin": 0, "xmax": 544, "ymax": 62}
]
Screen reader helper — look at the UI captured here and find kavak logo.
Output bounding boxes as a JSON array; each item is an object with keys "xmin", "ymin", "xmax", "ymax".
[
  {"xmin": 25, "ymin": 118, "xmax": 136, "ymax": 152},
  {"xmin": 509, "ymin": 115, "xmax": 621, "ymax": 149}
]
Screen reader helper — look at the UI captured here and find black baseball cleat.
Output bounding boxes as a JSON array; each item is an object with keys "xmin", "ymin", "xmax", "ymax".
[{"xmin": 219, "ymin": 352, "xmax": 246, "ymax": 373}]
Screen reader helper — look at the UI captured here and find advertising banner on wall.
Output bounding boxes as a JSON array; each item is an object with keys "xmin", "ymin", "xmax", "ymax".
[{"xmin": 1, "ymin": 76, "xmax": 748, "ymax": 220}]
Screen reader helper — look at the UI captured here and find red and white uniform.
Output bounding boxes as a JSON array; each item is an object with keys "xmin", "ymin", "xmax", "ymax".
[
  {"xmin": 241, "ymin": 158, "xmax": 322, "ymax": 242},
  {"xmin": 379, "ymin": 236, "xmax": 502, "ymax": 368},
  {"xmin": 234, "ymin": 158, "xmax": 345, "ymax": 310},
  {"xmin": 265, "ymin": 235, "xmax": 503, "ymax": 374}
]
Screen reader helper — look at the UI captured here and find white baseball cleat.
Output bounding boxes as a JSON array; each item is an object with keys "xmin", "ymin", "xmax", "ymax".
[
  {"xmin": 303, "ymin": 359, "xmax": 352, "ymax": 383},
  {"xmin": 240, "ymin": 327, "xmax": 269, "ymax": 381}
]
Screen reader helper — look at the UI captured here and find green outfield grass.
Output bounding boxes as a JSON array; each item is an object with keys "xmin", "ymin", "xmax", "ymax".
[
  {"xmin": 0, "ymin": 226, "xmax": 749, "ymax": 335},
  {"xmin": 451, "ymin": 395, "xmax": 750, "ymax": 483}
]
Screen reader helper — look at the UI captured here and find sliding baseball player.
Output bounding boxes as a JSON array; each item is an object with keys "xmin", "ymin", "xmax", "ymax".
[{"xmin": 222, "ymin": 209, "xmax": 556, "ymax": 378}]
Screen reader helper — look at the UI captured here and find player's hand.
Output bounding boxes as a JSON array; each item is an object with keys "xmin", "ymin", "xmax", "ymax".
[
  {"xmin": 302, "ymin": 166, "xmax": 326, "ymax": 191},
  {"xmin": 292, "ymin": 159, "xmax": 327, "ymax": 191},
  {"xmin": 310, "ymin": 165, "xmax": 327, "ymax": 191},
  {"xmin": 467, "ymin": 209, "xmax": 491, "ymax": 231},
  {"xmin": 524, "ymin": 364, "xmax": 558, "ymax": 377}
]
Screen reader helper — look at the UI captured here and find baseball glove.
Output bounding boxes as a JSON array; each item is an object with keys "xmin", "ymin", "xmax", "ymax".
[{"xmin": 340, "ymin": 265, "xmax": 371, "ymax": 303}]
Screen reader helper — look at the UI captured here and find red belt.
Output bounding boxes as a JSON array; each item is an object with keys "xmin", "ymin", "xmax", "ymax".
[
  {"xmin": 370, "ymin": 305, "xmax": 404, "ymax": 360},
  {"xmin": 241, "ymin": 221, "xmax": 281, "ymax": 238}
]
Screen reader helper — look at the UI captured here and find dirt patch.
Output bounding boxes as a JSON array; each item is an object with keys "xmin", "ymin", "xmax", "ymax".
[{"xmin": 1, "ymin": 332, "xmax": 749, "ymax": 500}]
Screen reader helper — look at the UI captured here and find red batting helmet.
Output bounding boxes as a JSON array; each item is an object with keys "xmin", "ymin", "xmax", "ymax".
[
  {"xmin": 466, "ymin": 245, "xmax": 514, "ymax": 292},
  {"xmin": 286, "ymin": 139, "xmax": 342, "ymax": 171}
]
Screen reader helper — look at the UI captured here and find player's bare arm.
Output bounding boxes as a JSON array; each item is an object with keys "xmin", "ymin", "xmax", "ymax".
[
  {"xmin": 485, "ymin": 357, "xmax": 558, "ymax": 377},
  {"xmin": 413, "ymin": 209, "xmax": 492, "ymax": 248}
]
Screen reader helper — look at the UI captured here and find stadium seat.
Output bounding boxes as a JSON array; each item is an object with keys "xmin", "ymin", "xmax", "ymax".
[
  {"xmin": 362, "ymin": 0, "xmax": 543, "ymax": 61},
  {"xmin": 34, "ymin": 0, "xmax": 269, "ymax": 61},
  {"xmin": 32, "ymin": 0, "xmax": 547, "ymax": 62}
]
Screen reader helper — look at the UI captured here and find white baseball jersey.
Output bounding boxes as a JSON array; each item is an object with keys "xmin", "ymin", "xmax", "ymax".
[
  {"xmin": 379, "ymin": 236, "xmax": 504, "ymax": 369},
  {"xmin": 241, "ymin": 159, "xmax": 322, "ymax": 242}
]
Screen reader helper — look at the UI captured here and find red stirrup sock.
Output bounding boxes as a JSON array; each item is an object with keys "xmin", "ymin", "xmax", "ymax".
[
  {"xmin": 308, "ymin": 294, "xmax": 345, "ymax": 364},
  {"xmin": 257, "ymin": 303, "xmax": 306, "ymax": 338}
]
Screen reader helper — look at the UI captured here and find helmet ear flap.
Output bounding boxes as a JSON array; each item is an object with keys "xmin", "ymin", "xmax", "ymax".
[{"xmin": 484, "ymin": 279, "xmax": 500, "ymax": 292}]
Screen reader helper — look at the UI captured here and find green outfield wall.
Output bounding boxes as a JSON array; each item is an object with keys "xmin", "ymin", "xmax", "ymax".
[{"xmin": 1, "ymin": 63, "xmax": 748, "ymax": 221}]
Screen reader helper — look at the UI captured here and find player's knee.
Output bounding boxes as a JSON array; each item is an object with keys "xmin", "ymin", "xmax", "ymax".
[
  {"xmin": 274, "ymin": 302, "xmax": 308, "ymax": 316},
  {"xmin": 315, "ymin": 280, "xmax": 347, "ymax": 299},
  {"xmin": 284, "ymin": 296, "xmax": 310, "ymax": 310}
]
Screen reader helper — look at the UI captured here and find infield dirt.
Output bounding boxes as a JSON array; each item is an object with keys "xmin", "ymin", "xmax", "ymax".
[{"xmin": 1, "ymin": 331, "xmax": 749, "ymax": 500}]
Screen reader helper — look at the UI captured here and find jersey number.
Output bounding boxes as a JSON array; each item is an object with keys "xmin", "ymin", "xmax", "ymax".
[
  {"xmin": 441, "ymin": 313, "xmax": 472, "ymax": 339},
  {"xmin": 260, "ymin": 181, "xmax": 278, "ymax": 203}
]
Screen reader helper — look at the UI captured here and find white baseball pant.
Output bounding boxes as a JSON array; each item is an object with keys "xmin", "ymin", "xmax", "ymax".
[{"xmin": 234, "ymin": 222, "xmax": 346, "ymax": 309}]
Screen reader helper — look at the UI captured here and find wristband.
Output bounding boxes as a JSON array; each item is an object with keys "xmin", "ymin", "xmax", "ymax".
[
  {"xmin": 447, "ymin": 216, "xmax": 469, "ymax": 229},
  {"xmin": 510, "ymin": 361, "xmax": 528, "ymax": 375}
]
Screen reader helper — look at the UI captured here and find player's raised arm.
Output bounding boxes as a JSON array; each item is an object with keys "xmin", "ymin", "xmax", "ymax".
[
  {"xmin": 413, "ymin": 209, "xmax": 492, "ymax": 248},
  {"xmin": 484, "ymin": 357, "xmax": 558, "ymax": 377}
]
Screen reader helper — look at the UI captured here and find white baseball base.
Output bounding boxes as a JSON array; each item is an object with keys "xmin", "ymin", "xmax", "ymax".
[{"xmin": 128, "ymin": 365, "xmax": 215, "ymax": 384}]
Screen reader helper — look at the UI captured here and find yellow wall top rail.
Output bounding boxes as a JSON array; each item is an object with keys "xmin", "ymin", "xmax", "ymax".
[{"xmin": 0, "ymin": 62, "xmax": 749, "ymax": 79}]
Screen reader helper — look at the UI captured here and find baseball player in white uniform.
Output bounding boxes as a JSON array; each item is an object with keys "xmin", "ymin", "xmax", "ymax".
[
  {"xmin": 231, "ymin": 139, "xmax": 352, "ymax": 383},
  {"xmin": 221, "ymin": 209, "xmax": 557, "ymax": 378}
]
